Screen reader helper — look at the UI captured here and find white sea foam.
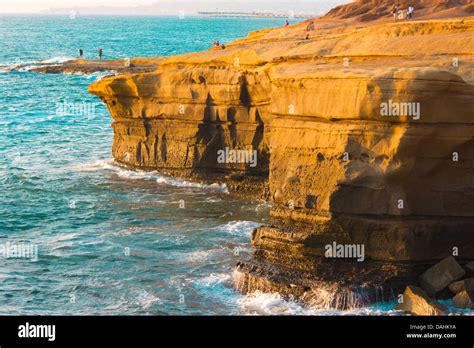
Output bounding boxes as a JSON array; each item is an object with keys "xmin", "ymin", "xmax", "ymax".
[
  {"xmin": 71, "ymin": 158, "xmax": 119, "ymax": 172},
  {"xmin": 198, "ymin": 273, "xmax": 231, "ymax": 287},
  {"xmin": 71, "ymin": 159, "xmax": 229, "ymax": 192},
  {"xmin": 21, "ymin": 57, "xmax": 73, "ymax": 72},
  {"xmin": 214, "ymin": 220, "xmax": 260, "ymax": 236},
  {"xmin": 184, "ymin": 249, "xmax": 217, "ymax": 262},
  {"xmin": 1, "ymin": 57, "xmax": 73, "ymax": 73},
  {"xmin": 156, "ymin": 176, "xmax": 228, "ymax": 192},
  {"xmin": 1, "ymin": 56, "xmax": 116, "ymax": 80},
  {"xmin": 63, "ymin": 70, "xmax": 119, "ymax": 80},
  {"xmin": 237, "ymin": 291, "xmax": 405, "ymax": 316},
  {"xmin": 89, "ymin": 70, "xmax": 119, "ymax": 81},
  {"xmin": 39, "ymin": 56, "xmax": 75, "ymax": 64},
  {"xmin": 238, "ymin": 291, "xmax": 316, "ymax": 316},
  {"xmin": 136, "ymin": 290, "xmax": 162, "ymax": 309}
]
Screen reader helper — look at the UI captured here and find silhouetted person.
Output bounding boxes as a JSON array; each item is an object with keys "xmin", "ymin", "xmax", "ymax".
[
  {"xmin": 98, "ymin": 48, "xmax": 103, "ymax": 60},
  {"xmin": 306, "ymin": 21, "xmax": 315, "ymax": 31},
  {"xmin": 78, "ymin": 48, "xmax": 83, "ymax": 59},
  {"xmin": 392, "ymin": 4, "xmax": 399, "ymax": 20},
  {"xmin": 285, "ymin": 20, "xmax": 289, "ymax": 27}
]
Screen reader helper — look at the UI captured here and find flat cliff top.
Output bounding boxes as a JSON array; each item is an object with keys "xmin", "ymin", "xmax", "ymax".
[
  {"xmin": 160, "ymin": 4, "xmax": 473, "ymax": 77},
  {"xmin": 86, "ymin": 0, "xmax": 474, "ymax": 98},
  {"xmin": 31, "ymin": 57, "xmax": 165, "ymax": 74}
]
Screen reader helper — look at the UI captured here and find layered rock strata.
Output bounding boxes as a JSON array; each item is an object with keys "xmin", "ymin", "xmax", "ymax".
[{"xmin": 89, "ymin": 1, "xmax": 474, "ymax": 310}]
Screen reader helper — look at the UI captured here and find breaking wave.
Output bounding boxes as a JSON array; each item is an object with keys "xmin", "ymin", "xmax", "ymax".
[
  {"xmin": 237, "ymin": 291, "xmax": 408, "ymax": 316},
  {"xmin": 0, "ymin": 56, "xmax": 75, "ymax": 73},
  {"xmin": 71, "ymin": 158, "xmax": 228, "ymax": 192},
  {"xmin": 213, "ymin": 220, "xmax": 260, "ymax": 236}
]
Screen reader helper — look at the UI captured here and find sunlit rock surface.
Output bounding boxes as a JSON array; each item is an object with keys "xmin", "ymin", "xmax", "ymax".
[{"xmin": 89, "ymin": 0, "xmax": 474, "ymax": 310}]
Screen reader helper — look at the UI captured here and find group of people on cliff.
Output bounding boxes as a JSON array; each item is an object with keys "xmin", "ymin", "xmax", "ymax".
[
  {"xmin": 78, "ymin": 48, "xmax": 103, "ymax": 60},
  {"xmin": 212, "ymin": 40, "xmax": 226, "ymax": 49},
  {"xmin": 391, "ymin": 4, "xmax": 415, "ymax": 20}
]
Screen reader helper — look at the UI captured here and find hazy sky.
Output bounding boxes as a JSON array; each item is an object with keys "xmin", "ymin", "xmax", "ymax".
[
  {"xmin": 1, "ymin": 0, "xmax": 351, "ymax": 14},
  {"xmin": 1, "ymin": 0, "xmax": 154, "ymax": 13}
]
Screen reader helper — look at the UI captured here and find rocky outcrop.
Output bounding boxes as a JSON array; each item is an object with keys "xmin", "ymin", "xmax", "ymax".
[
  {"xmin": 25, "ymin": 58, "xmax": 162, "ymax": 75},
  {"xmin": 419, "ymin": 256, "xmax": 466, "ymax": 296},
  {"xmin": 396, "ymin": 259, "xmax": 474, "ymax": 314},
  {"xmin": 396, "ymin": 285, "xmax": 448, "ymax": 315},
  {"xmin": 89, "ymin": 1, "xmax": 474, "ymax": 311},
  {"xmin": 453, "ymin": 289, "xmax": 474, "ymax": 309},
  {"xmin": 325, "ymin": 0, "xmax": 474, "ymax": 22},
  {"xmin": 448, "ymin": 278, "xmax": 474, "ymax": 294}
]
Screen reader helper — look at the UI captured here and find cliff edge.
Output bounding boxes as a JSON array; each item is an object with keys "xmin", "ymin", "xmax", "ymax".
[{"xmin": 89, "ymin": 0, "xmax": 474, "ymax": 310}]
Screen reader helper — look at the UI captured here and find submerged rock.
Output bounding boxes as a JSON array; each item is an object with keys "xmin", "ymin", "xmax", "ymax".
[
  {"xmin": 396, "ymin": 285, "xmax": 447, "ymax": 316},
  {"xmin": 419, "ymin": 256, "xmax": 466, "ymax": 296}
]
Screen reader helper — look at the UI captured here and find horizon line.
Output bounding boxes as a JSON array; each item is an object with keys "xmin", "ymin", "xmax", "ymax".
[{"xmin": 0, "ymin": 12, "xmax": 321, "ymax": 17}]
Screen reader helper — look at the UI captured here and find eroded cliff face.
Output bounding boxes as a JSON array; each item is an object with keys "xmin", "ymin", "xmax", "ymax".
[
  {"xmin": 90, "ymin": 64, "xmax": 272, "ymax": 195},
  {"xmin": 89, "ymin": 8, "xmax": 474, "ymax": 309}
]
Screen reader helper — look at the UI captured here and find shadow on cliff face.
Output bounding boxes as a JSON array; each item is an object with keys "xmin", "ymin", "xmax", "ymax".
[
  {"xmin": 265, "ymin": 68, "xmax": 474, "ymax": 266},
  {"xmin": 193, "ymin": 88, "xmax": 269, "ymax": 176},
  {"xmin": 329, "ymin": 116, "xmax": 474, "ymax": 262}
]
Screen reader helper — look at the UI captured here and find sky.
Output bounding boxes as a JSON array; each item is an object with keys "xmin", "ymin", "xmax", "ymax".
[
  {"xmin": 0, "ymin": 0, "xmax": 352, "ymax": 15},
  {"xmin": 1, "ymin": 0, "xmax": 154, "ymax": 13}
]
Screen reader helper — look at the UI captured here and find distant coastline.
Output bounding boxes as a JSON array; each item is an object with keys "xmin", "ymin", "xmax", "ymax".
[{"xmin": 197, "ymin": 11, "xmax": 320, "ymax": 19}]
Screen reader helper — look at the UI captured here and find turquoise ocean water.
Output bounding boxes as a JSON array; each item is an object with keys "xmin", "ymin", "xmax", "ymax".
[{"xmin": 0, "ymin": 15, "xmax": 469, "ymax": 315}]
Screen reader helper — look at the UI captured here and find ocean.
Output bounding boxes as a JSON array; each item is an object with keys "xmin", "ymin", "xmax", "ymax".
[{"xmin": 0, "ymin": 15, "xmax": 468, "ymax": 315}]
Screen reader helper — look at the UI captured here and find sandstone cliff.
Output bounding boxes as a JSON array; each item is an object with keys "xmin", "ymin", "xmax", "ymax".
[{"xmin": 89, "ymin": 0, "xmax": 474, "ymax": 310}]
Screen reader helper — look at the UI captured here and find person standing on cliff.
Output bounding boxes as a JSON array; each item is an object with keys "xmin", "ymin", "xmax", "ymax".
[
  {"xmin": 284, "ymin": 19, "xmax": 289, "ymax": 27},
  {"xmin": 79, "ymin": 48, "xmax": 83, "ymax": 59},
  {"xmin": 407, "ymin": 5, "xmax": 414, "ymax": 20},
  {"xmin": 98, "ymin": 48, "xmax": 103, "ymax": 60},
  {"xmin": 391, "ymin": 4, "xmax": 399, "ymax": 20}
]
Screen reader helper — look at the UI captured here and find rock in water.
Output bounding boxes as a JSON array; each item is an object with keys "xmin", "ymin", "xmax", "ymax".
[
  {"xmin": 396, "ymin": 285, "xmax": 447, "ymax": 316},
  {"xmin": 452, "ymin": 290, "xmax": 474, "ymax": 309},
  {"xmin": 448, "ymin": 278, "xmax": 474, "ymax": 294},
  {"xmin": 419, "ymin": 256, "xmax": 466, "ymax": 296}
]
